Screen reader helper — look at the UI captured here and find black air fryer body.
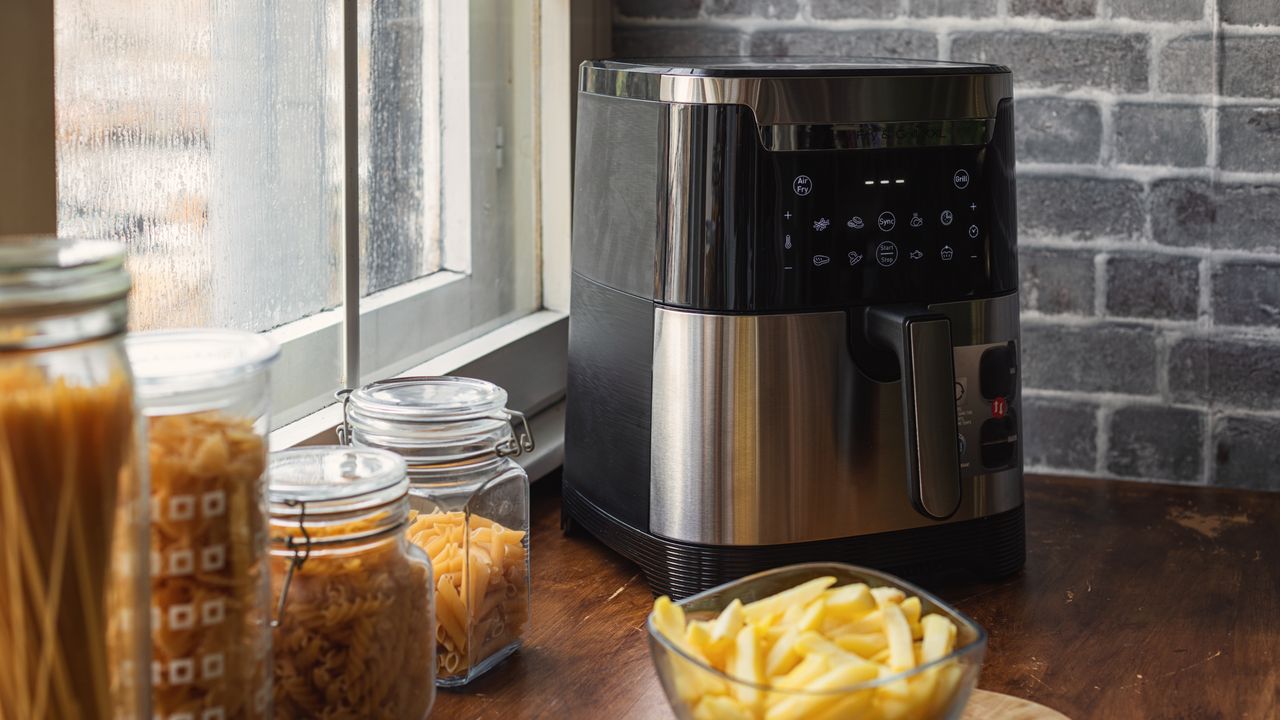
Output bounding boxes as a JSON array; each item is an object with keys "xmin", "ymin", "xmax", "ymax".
[{"xmin": 563, "ymin": 58, "xmax": 1025, "ymax": 598}]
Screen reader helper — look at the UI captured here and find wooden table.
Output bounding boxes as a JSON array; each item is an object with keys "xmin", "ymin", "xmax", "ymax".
[{"xmin": 433, "ymin": 474, "xmax": 1280, "ymax": 719}]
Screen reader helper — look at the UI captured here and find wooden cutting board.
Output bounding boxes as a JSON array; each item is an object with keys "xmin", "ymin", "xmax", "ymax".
[{"xmin": 962, "ymin": 689, "xmax": 1071, "ymax": 719}]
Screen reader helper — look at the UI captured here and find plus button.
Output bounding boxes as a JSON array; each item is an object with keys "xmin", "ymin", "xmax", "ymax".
[
  {"xmin": 783, "ymin": 211, "xmax": 793, "ymax": 220},
  {"xmin": 969, "ymin": 203, "xmax": 977, "ymax": 211}
]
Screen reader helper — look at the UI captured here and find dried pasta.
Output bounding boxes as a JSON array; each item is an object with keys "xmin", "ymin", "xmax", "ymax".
[
  {"xmin": 270, "ymin": 517, "xmax": 433, "ymax": 720},
  {"xmin": 148, "ymin": 412, "xmax": 271, "ymax": 720},
  {"xmin": 0, "ymin": 363, "xmax": 137, "ymax": 719},
  {"xmin": 406, "ymin": 510, "xmax": 529, "ymax": 681}
]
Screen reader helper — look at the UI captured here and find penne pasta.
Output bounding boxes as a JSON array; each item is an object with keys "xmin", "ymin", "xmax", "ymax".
[{"xmin": 407, "ymin": 510, "xmax": 529, "ymax": 682}]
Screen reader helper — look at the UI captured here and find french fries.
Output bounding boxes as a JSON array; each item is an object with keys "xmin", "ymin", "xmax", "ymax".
[{"xmin": 652, "ymin": 578, "xmax": 968, "ymax": 720}]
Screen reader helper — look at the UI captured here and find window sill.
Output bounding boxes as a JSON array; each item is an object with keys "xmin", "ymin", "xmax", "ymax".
[{"xmin": 268, "ymin": 308, "xmax": 568, "ymax": 481}]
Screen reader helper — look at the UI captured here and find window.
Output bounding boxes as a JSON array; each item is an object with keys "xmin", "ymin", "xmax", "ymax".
[{"xmin": 54, "ymin": 0, "xmax": 567, "ymax": 428}]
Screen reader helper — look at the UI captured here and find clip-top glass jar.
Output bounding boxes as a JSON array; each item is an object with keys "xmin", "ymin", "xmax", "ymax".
[
  {"xmin": 268, "ymin": 446, "xmax": 435, "ymax": 719},
  {"xmin": 127, "ymin": 329, "xmax": 280, "ymax": 720},
  {"xmin": 0, "ymin": 238, "xmax": 149, "ymax": 719},
  {"xmin": 340, "ymin": 376, "xmax": 533, "ymax": 686}
]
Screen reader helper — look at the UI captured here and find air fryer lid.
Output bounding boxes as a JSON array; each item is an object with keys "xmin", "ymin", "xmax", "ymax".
[
  {"xmin": 580, "ymin": 56, "xmax": 1012, "ymax": 124},
  {"xmin": 591, "ymin": 56, "xmax": 1008, "ymax": 77}
]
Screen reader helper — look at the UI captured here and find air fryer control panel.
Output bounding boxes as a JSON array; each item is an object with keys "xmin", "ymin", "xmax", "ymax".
[
  {"xmin": 657, "ymin": 102, "xmax": 1018, "ymax": 313},
  {"xmin": 768, "ymin": 144, "xmax": 988, "ymax": 303},
  {"xmin": 761, "ymin": 142, "xmax": 1008, "ymax": 309}
]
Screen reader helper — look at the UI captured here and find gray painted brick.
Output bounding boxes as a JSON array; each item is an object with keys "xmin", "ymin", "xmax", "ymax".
[
  {"xmin": 1212, "ymin": 260, "xmax": 1280, "ymax": 327},
  {"xmin": 1169, "ymin": 336, "xmax": 1280, "ymax": 410},
  {"xmin": 1021, "ymin": 321, "xmax": 1158, "ymax": 395},
  {"xmin": 1016, "ymin": 97, "xmax": 1102, "ymax": 164},
  {"xmin": 1150, "ymin": 180, "xmax": 1280, "ymax": 254},
  {"xmin": 1222, "ymin": 0, "xmax": 1280, "ymax": 26},
  {"xmin": 951, "ymin": 32, "xmax": 1148, "ymax": 92},
  {"xmin": 1009, "ymin": 0, "xmax": 1096, "ymax": 19},
  {"xmin": 909, "ymin": 0, "xmax": 996, "ymax": 16},
  {"xmin": 1213, "ymin": 415, "xmax": 1280, "ymax": 491},
  {"xmin": 1219, "ymin": 107, "xmax": 1280, "ymax": 172},
  {"xmin": 613, "ymin": 27, "xmax": 746, "ymax": 57},
  {"xmin": 616, "ymin": 0, "xmax": 701, "ymax": 18},
  {"xmin": 1158, "ymin": 35, "xmax": 1215, "ymax": 95},
  {"xmin": 706, "ymin": 0, "xmax": 801, "ymax": 18},
  {"xmin": 1018, "ymin": 176, "xmax": 1145, "ymax": 242},
  {"xmin": 1107, "ymin": 406, "xmax": 1205, "ymax": 483},
  {"xmin": 811, "ymin": 0, "xmax": 900, "ymax": 19},
  {"xmin": 1104, "ymin": 253, "xmax": 1201, "ymax": 321},
  {"xmin": 1023, "ymin": 397, "xmax": 1099, "ymax": 471},
  {"xmin": 1221, "ymin": 37, "xmax": 1280, "ymax": 98},
  {"xmin": 1020, "ymin": 246, "xmax": 1096, "ymax": 316},
  {"xmin": 1110, "ymin": 0, "xmax": 1204, "ymax": 21},
  {"xmin": 1114, "ymin": 104, "xmax": 1207, "ymax": 168},
  {"xmin": 748, "ymin": 29, "xmax": 938, "ymax": 58}
]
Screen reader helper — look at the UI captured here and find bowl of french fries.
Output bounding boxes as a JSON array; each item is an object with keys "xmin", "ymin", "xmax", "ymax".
[{"xmin": 647, "ymin": 563, "xmax": 986, "ymax": 720}]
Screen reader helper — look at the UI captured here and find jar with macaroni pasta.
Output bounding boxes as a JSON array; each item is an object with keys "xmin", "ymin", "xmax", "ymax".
[
  {"xmin": 267, "ymin": 446, "xmax": 435, "ymax": 719},
  {"xmin": 340, "ymin": 376, "xmax": 533, "ymax": 686},
  {"xmin": 0, "ymin": 238, "xmax": 149, "ymax": 719},
  {"xmin": 127, "ymin": 329, "xmax": 280, "ymax": 720}
]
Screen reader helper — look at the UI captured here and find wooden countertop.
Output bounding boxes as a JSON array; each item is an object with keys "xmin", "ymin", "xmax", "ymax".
[{"xmin": 433, "ymin": 474, "xmax": 1280, "ymax": 719}]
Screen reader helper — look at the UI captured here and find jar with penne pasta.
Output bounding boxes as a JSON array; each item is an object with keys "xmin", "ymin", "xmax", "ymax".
[
  {"xmin": 340, "ymin": 376, "xmax": 533, "ymax": 686},
  {"xmin": 0, "ymin": 239, "xmax": 150, "ymax": 720},
  {"xmin": 127, "ymin": 329, "xmax": 281, "ymax": 720},
  {"xmin": 267, "ymin": 446, "xmax": 435, "ymax": 720}
]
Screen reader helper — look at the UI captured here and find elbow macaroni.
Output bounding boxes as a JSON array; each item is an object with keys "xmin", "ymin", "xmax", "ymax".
[{"xmin": 652, "ymin": 578, "xmax": 967, "ymax": 720}]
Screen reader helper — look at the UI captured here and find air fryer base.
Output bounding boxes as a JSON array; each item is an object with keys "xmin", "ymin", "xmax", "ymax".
[{"xmin": 561, "ymin": 482, "xmax": 1025, "ymax": 599}]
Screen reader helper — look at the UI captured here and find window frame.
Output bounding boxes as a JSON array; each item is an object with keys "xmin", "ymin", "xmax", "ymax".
[{"xmin": 268, "ymin": 0, "xmax": 592, "ymax": 475}]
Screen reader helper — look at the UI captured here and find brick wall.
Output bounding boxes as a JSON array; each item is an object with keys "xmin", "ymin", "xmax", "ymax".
[{"xmin": 613, "ymin": 0, "xmax": 1280, "ymax": 490}]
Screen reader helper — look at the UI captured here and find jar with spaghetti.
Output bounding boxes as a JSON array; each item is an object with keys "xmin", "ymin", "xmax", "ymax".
[
  {"xmin": 127, "ymin": 329, "xmax": 281, "ymax": 720},
  {"xmin": 0, "ymin": 238, "xmax": 150, "ymax": 719},
  {"xmin": 267, "ymin": 446, "xmax": 434, "ymax": 719},
  {"xmin": 340, "ymin": 376, "xmax": 533, "ymax": 686}
]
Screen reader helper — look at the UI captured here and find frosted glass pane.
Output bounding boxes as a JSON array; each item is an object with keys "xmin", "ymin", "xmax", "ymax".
[
  {"xmin": 56, "ymin": 0, "xmax": 345, "ymax": 332},
  {"xmin": 359, "ymin": 0, "xmax": 441, "ymax": 296}
]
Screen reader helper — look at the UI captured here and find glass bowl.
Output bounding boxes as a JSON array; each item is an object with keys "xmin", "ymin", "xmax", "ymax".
[{"xmin": 646, "ymin": 563, "xmax": 987, "ymax": 720}]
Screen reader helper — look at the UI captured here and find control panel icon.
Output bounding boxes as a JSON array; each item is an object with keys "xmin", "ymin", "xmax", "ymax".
[
  {"xmin": 909, "ymin": 213, "xmax": 923, "ymax": 228},
  {"xmin": 812, "ymin": 254, "xmax": 831, "ymax": 267},
  {"xmin": 909, "ymin": 249, "xmax": 924, "ymax": 260},
  {"xmin": 878, "ymin": 212, "xmax": 896, "ymax": 232},
  {"xmin": 848, "ymin": 250, "xmax": 863, "ymax": 266},
  {"xmin": 813, "ymin": 217, "xmax": 831, "ymax": 232},
  {"xmin": 847, "ymin": 216, "xmax": 864, "ymax": 230},
  {"xmin": 784, "ymin": 234, "xmax": 792, "ymax": 250},
  {"xmin": 876, "ymin": 241, "xmax": 898, "ymax": 267},
  {"xmin": 941, "ymin": 245, "xmax": 954, "ymax": 261},
  {"xmin": 793, "ymin": 175, "xmax": 813, "ymax": 196},
  {"xmin": 953, "ymin": 169, "xmax": 970, "ymax": 189},
  {"xmin": 940, "ymin": 210, "xmax": 954, "ymax": 226},
  {"xmin": 968, "ymin": 224, "xmax": 980, "ymax": 239}
]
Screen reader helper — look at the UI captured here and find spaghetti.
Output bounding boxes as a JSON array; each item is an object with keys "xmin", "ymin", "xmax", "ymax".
[{"xmin": 0, "ymin": 363, "xmax": 137, "ymax": 719}]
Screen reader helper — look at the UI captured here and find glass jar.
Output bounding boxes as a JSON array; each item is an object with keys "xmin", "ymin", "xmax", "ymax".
[
  {"xmin": 127, "ymin": 329, "xmax": 280, "ymax": 720},
  {"xmin": 340, "ymin": 376, "xmax": 533, "ymax": 686},
  {"xmin": 0, "ymin": 238, "xmax": 149, "ymax": 719},
  {"xmin": 267, "ymin": 446, "xmax": 435, "ymax": 719}
]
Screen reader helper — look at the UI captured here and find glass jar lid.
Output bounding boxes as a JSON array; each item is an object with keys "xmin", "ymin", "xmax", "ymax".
[
  {"xmin": 341, "ymin": 376, "xmax": 533, "ymax": 462},
  {"xmin": 127, "ymin": 329, "xmax": 281, "ymax": 413},
  {"xmin": 268, "ymin": 446, "xmax": 409, "ymax": 518},
  {"xmin": 348, "ymin": 376, "xmax": 509, "ymax": 424},
  {"xmin": 0, "ymin": 237, "xmax": 131, "ymax": 315}
]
